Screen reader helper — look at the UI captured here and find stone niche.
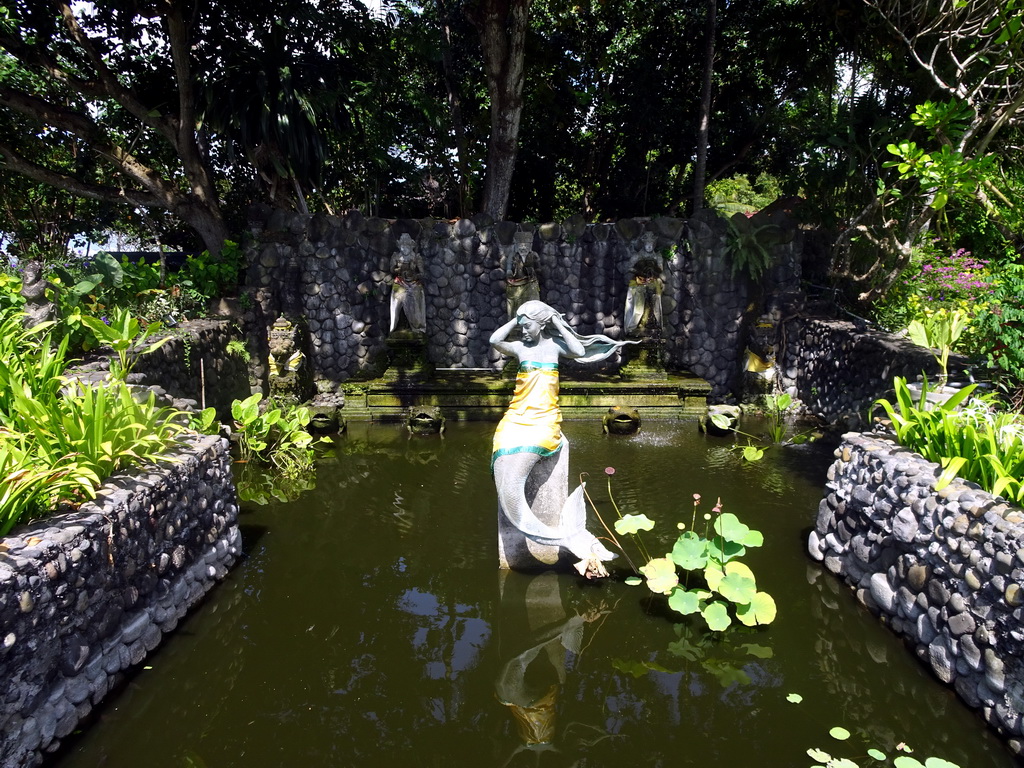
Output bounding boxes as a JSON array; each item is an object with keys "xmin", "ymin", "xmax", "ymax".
[
  {"xmin": 811, "ymin": 432, "xmax": 1024, "ymax": 755},
  {"xmin": 0, "ymin": 435, "xmax": 241, "ymax": 766}
]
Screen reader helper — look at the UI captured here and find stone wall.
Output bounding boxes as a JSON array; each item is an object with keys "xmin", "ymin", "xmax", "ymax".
[
  {"xmin": 132, "ymin": 319, "xmax": 253, "ymax": 416},
  {"xmin": 778, "ymin": 317, "xmax": 950, "ymax": 429},
  {"xmin": 0, "ymin": 435, "xmax": 241, "ymax": 767},
  {"xmin": 810, "ymin": 432, "xmax": 1024, "ymax": 754},
  {"xmin": 242, "ymin": 207, "xmax": 805, "ymax": 402}
]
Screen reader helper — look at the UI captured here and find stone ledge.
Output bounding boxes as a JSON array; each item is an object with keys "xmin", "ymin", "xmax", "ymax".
[
  {"xmin": 810, "ymin": 431, "xmax": 1024, "ymax": 754},
  {"xmin": 0, "ymin": 435, "xmax": 241, "ymax": 767}
]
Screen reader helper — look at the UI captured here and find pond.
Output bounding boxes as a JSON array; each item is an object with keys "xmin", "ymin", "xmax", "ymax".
[{"xmin": 51, "ymin": 421, "xmax": 1017, "ymax": 767}]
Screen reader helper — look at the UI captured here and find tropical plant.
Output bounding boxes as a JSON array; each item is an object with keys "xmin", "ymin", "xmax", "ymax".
[
  {"xmin": 80, "ymin": 308, "xmax": 171, "ymax": 381},
  {"xmin": 971, "ymin": 262, "xmax": 1024, "ymax": 407},
  {"xmin": 589, "ymin": 473, "xmax": 776, "ymax": 632},
  {"xmin": 874, "ymin": 376, "xmax": 1024, "ymax": 502},
  {"xmin": 231, "ymin": 393, "xmax": 328, "ymax": 477},
  {"xmin": 905, "ymin": 307, "xmax": 969, "ymax": 386}
]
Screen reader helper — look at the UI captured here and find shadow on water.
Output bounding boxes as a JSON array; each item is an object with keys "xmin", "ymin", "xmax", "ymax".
[{"xmin": 49, "ymin": 421, "xmax": 1018, "ymax": 768}]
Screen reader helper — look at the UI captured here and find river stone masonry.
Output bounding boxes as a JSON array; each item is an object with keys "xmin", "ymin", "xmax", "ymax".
[
  {"xmin": 810, "ymin": 432, "xmax": 1024, "ymax": 753},
  {"xmin": 243, "ymin": 208, "xmax": 806, "ymax": 402},
  {"xmin": 0, "ymin": 435, "xmax": 241, "ymax": 767}
]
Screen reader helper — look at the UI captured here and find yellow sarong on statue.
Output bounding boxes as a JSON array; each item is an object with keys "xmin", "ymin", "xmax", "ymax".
[{"xmin": 492, "ymin": 361, "xmax": 563, "ymax": 468}]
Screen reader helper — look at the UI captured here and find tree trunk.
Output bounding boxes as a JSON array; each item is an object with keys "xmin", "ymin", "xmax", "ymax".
[
  {"xmin": 469, "ymin": 0, "xmax": 531, "ymax": 221},
  {"xmin": 693, "ymin": 0, "xmax": 717, "ymax": 213}
]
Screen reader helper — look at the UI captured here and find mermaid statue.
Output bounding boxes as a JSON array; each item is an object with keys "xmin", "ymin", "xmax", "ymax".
[{"xmin": 490, "ymin": 300, "xmax": 635, "ymax": 578}]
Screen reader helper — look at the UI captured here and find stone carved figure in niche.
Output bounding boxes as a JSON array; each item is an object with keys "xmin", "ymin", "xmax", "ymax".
[
  {"xmin": 624, "ymin": 232, "xmax": 665, "ymax": 338},
  {"xmin": 20, "ymin": 260, "xmax": 56, "ymax": 329},
  {"xmin": 490, "ymin": 300, "xmax": 636, "ymax": 578},
  {"xmin": 388, "ymin": 233, "xmax": 426, "ymax": 334},
  {"xmin": 504, "ymin": 231, "xmax": 540, "ymax": 317}
]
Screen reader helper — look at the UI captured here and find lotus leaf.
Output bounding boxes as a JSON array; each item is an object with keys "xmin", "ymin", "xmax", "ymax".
[
  {"xmin": 701, "ymin": 601, "xmax": 731, "ymax": 631},
  {"xmin": 640, "ymin": 557, "xmax": 679, "ymax": 595},
  {"xmin": 807, "ymin": 748, "xmax": 832, "ymax": 762},
  {"xmin": 706, "ymin": 537, "xmax": 745, "ymax": 564},
  {"xmin": 867, "ymin": 749, "xmax": 887, "ymax": 761},
  {"xmin": 786, "ymin": 693, "xmax": 803, "ymax": 703},
  {"xmin": 740, "ymin": 643, "xmax": 773, "ymax": 659},
  {"xmin": 736, "ymin": 591, "xmax": 778, "ymax": 626},
  {"xmin": 671, "ymin": 531, "xmax": 710, "ymax": 569},
  {"xmin": 714, "ymin": 512, "xmax": 764, "ymax": 547},
  {"xmin": 624, "ymin": 576, "xmax": 643, "ymax": 586},
  {"xmin": 829, "ymin": 726, "xmax": 851, "ymax": 741},
  {"xmin": 614, "ymin": 513, "xmax": 656, "ymax": 535},
  {"xmin": 717, "ymin": 571, "xmax": 757, "ymax": 604},
  {"xmin": 668, "ymin": 587, "xmax": 706, "ymax": 615}
]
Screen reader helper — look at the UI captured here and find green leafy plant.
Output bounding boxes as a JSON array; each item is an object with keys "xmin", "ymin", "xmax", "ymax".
[
  {"xmin": 589, "ymin": 474, "xmax": 776, "ymax": 633},
  {"xmin": 905, "ymin": 308, "xmax": 969, "ymax": 386},
  {"xmin": 799, "ymin": 714, "xmax": 961, "ymax": 768},
  {"xmin": 80, "ymin": 308, "xmax": 171, "ymax": 381},
  {"xmin": 709, "ymin": 393, "xmax": 815, "ymax": 462},
  {"xmin": 874, "ymin": 376, "xmax": 1024, "ymax": 501},
  {"xmin": 231, "ymin": 393, "xmax": 328, "ymax": 477},
  {"xmin": 723, "ymin": 212, "xmax": 790, "ymax": 282},
  {"xmin": 226, "ymin": 338, "xmax": 251, "ymax": 363}
]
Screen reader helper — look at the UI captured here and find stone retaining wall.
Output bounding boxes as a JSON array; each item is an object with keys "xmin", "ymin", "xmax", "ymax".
[
  {"xmin": 809, "ymin": 432, "xmax": 1024, "ymax": 754},
  {"xmin": 0, "ymin": 435, "xmax": 241, "ymax": 767},
  {"xmin": 777, "ymin": 317, "xmax": 946, "ymax": 429},
  {"xmin": 242, "ymin": 208, "xmax": 805, "ymax": 402}
]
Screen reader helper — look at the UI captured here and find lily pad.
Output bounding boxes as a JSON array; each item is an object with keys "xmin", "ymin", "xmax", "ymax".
[
  {"xmin": 740, "ymin": 643, "xmax": 773, "ymax": 659},
  {"xmin": 668, "ymin": 587, "xmax": 704, "ymax": 615},
  {"xmin": 867, "ymin": 749, "xmax": 887, "ymax": 761},
  {"xmin": 717, "ymin": 571, "xmax": 757, "ymax": 604},
  {"xmin": 736, "ymin": 591, "xmax": 778, "ymax": 626},
  {"xmin": 701, "ymin": 601, "xmax": 732, "ymax": 631},
  {"xmin": 829, "ymin": 726, "xmax": 852, "ymax": 741},
  {"xmin": 640, "ymin": 557, "xmax": 679, "ymax": 595},
  {"xmin": 624, "ymin": 576, "xmax": 643, "ymax": 586},
  {"xmin": 614, "ymin": 513, "xmax": 656, "ymax": 535},
  {"xmin": 785, "ymin": 693, "xmax": 803, "ymax": 703},
  {"xmin": 807, "ymin": 748, "xmax": 832, "ymax": 762},
  {"xmin": 671, "ymin": 531, "xmax": 710, "ymax": 570}
]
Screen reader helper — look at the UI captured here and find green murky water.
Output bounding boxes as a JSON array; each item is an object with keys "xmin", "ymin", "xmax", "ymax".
[{"xmin": 52, "ymin": 421, "xmax": 1018, "ymax": 767}]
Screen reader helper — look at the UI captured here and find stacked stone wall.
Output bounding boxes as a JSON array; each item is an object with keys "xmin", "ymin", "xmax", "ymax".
[
  {"xmin": 810, "ymin": 432, "xmax": 1024, "ymax": 754},
  {"xmin": 778, "ymin": 317, "xmax": 947, "ymax": 428},
  {"xmin": 243, "ymin": 209, "xmax": 805, "ymax": 401},
  {"xmin": 0, "ymin": 436, "xmax": 241, "ymax": 767}
]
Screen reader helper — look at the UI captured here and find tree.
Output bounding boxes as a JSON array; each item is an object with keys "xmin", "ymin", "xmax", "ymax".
[
  {"xmin": 0, "ymin": 1, "xmax": 229, "ymax": 254},
  {"xmin": 467, "ymin": 0, "xmax": 531, "ymax": 221},
  {"xmin": 833, "ymin": 0, "xmax": 1024, "ymax": 301}
]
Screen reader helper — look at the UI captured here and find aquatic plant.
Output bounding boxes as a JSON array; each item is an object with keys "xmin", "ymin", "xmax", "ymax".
[
  {"xmin": 709, "ymin": 392, "xmax": 816, "ymax": 462},
  {"xmin": 231, "ymin": 393, "xmax": 329, "ymax": 477},
  {"xmin": 589, "ymin": 475, "xmax": 776, "ymax": 632}
]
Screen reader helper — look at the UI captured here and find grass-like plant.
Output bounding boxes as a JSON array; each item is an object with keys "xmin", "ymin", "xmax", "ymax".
[
  {"xmin": 0, "ymin": 311, "xmax": 187, "ymax": 535},
  {"xmin": 874, "ymin": 376, "xmax": 1024, "ymax": 501}
]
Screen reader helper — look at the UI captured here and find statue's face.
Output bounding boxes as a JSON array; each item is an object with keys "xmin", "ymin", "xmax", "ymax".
[
  {"xmin": 518, "ymin": 317, "xmax": 542, "ymax": 342},
  {"xmin": 516, "ymin": 242, "xmax": 529, "ymax": 255},
  {"xmin": 643, "ymin": 240, "xmax": 654, "ymax": 252}
]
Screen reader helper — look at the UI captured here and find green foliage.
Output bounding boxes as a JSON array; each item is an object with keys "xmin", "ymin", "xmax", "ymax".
[
  {"xmin": 80, "ymin": 309, "xmax": 170, "ymax": 381},
  {"xmin": 0, "ymin": 316, "xmax": 185, "ymax": 534},
  {"xmin": 226, "ymin": 338, "xmax": 251, "ymax": 363},
  {"xmin": 181, "ymin": 240, "xmax": 245, "ymax": 300},
  {"xmin": 874, "ymin": 376, "xmax": 1024, "ymax": 501},
  {"xmin": 905, "ymin": 308, "xmax": 969, "ymax": 386},
  {"xmin": 231, "ymin": 393, "xmax": 328, "ymax": 478},
  {"xmin": 970, "ymin": 262, "xmax": 1024, "ymax": 405},
  {"xmin": 723, "ymin": 213, "xmax": 788, "ymax": 282},
  {"xmin": 706, "ymin": 173, "xmax": 782, "ymax": 216},
  {"xmin": 798, "ymin": 715, "xmax": 962, "ymax": 768},
  {"xmin": 610, "ymin": 489, "xmax": 776, "ymax": 632}
]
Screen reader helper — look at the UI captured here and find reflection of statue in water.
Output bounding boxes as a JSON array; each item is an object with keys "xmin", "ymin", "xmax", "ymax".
[
  {"xmin": 624, "ymin": 232, "xmax": 664, "ymax": 338},
  {"xmin": 20, "ymin": 260, "xmax": 57, "ymax": 329},
  {"xmin": 505, "ymin": 231, "xmax": 540, "ymax": 317},
  {"xmin": 389, "ymin": 233, "xmax": 426, "ymax": 334},
  {"xmin": 495, "ymin": 571, "xmax": 612, "ymax": 765},
  {"xmin": 490, "ymin": 301, "xmax": 635, "ymax": 578}
]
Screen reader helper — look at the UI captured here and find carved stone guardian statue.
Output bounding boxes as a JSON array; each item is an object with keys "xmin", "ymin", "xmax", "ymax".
[
  {"xmin": 624, "ymin": 232, "xmax": 665, "ymax": 338},
  {"xmin": 504, "ymin": 231, "xmax": 540, "ymax": 317},
  {"xmin": 388, "ymin": 233, "xmax": 426, "ymax": 334},
  {"xmin": 19, "ymin": 260, "xmax": 56, "ymax": 329}
]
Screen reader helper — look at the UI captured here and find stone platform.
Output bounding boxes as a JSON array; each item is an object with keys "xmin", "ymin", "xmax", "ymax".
[{"xmin": 340, "ymin": 369, "xmax": 710, "ymax": 421}]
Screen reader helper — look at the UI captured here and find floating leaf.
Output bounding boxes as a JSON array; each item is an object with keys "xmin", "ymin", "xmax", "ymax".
[
  {"xmin": 707, "ymin": 537, "xmax": 746, "ymax": 564},
  {"xmin": 611, "ymin": 658, "xmax": 671, "ymax": 678},
  {"xmin": 894, "ymin": 758, "xmax": 925, "ymax": 768},
  {"xmin": 668, "ymin": 587, "xmax": 705, "ymax": 615},
  {"xmin": 923, "ymin": 758, "xmax": 960, "ymax": 768},
  {"xmin": 717, "ymin": 571, "xmax": 757, "ymax": 604},
  {"xmin": 829, "ymin": 726, "xmax": 851, "ymax": 741},
  {"xmin": 807, "ymin": 748, "xmax": 832, "ymax": 762},
  {"xmin": 701, "ymin": 601, "xmax": 731, "ymax": 631},
  {"xmin": 624, "ymin": 576, "xmax": 643, "ymax": 586},
  {"xmin": 640, "ymin": 557, "xmax": 679, "ymax": 595},
  {"xmin": 736, "ymin": 591, "xmax": 778, "ymax": 626},
  {"xmin": 786, "ymin": 693, "xmax": 803, "ymax": 703},
  {"xmin": 614, "ymin": 513, "xmax": 656, "ymax": 535},
  {"xmin": 671, "ymin": 531, "xmax": 710, "ymax": 569},
  {"xmin": 867, "ymin": 749, "xmax": 887, "ymax": 761},
  {"xmin": 833, "ymin": 759, "xmax": 860, "ymax": 768},
  {"xmin": 742, "ymin": 445, "xmax": 764, "ymax": 462}
]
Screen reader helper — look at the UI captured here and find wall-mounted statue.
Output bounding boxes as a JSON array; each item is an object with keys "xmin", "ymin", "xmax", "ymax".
[
  {"xmin": 504, "ymin": 231, "xmax": 540, "ymax": 317},
  {"xmin": 20, "ymin": 260, "xmax": 56, "ymax": 329},
  {"xmin": 490, "ymin": 300, "xmax": 636, "ymax": 578},
  {"xmin": 389, "ymin": 233, "xmax": 426, "ymax": 334},
  {"xmin": 624, "ymin": 232, "xmax": 665, "ymax": 338}
]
